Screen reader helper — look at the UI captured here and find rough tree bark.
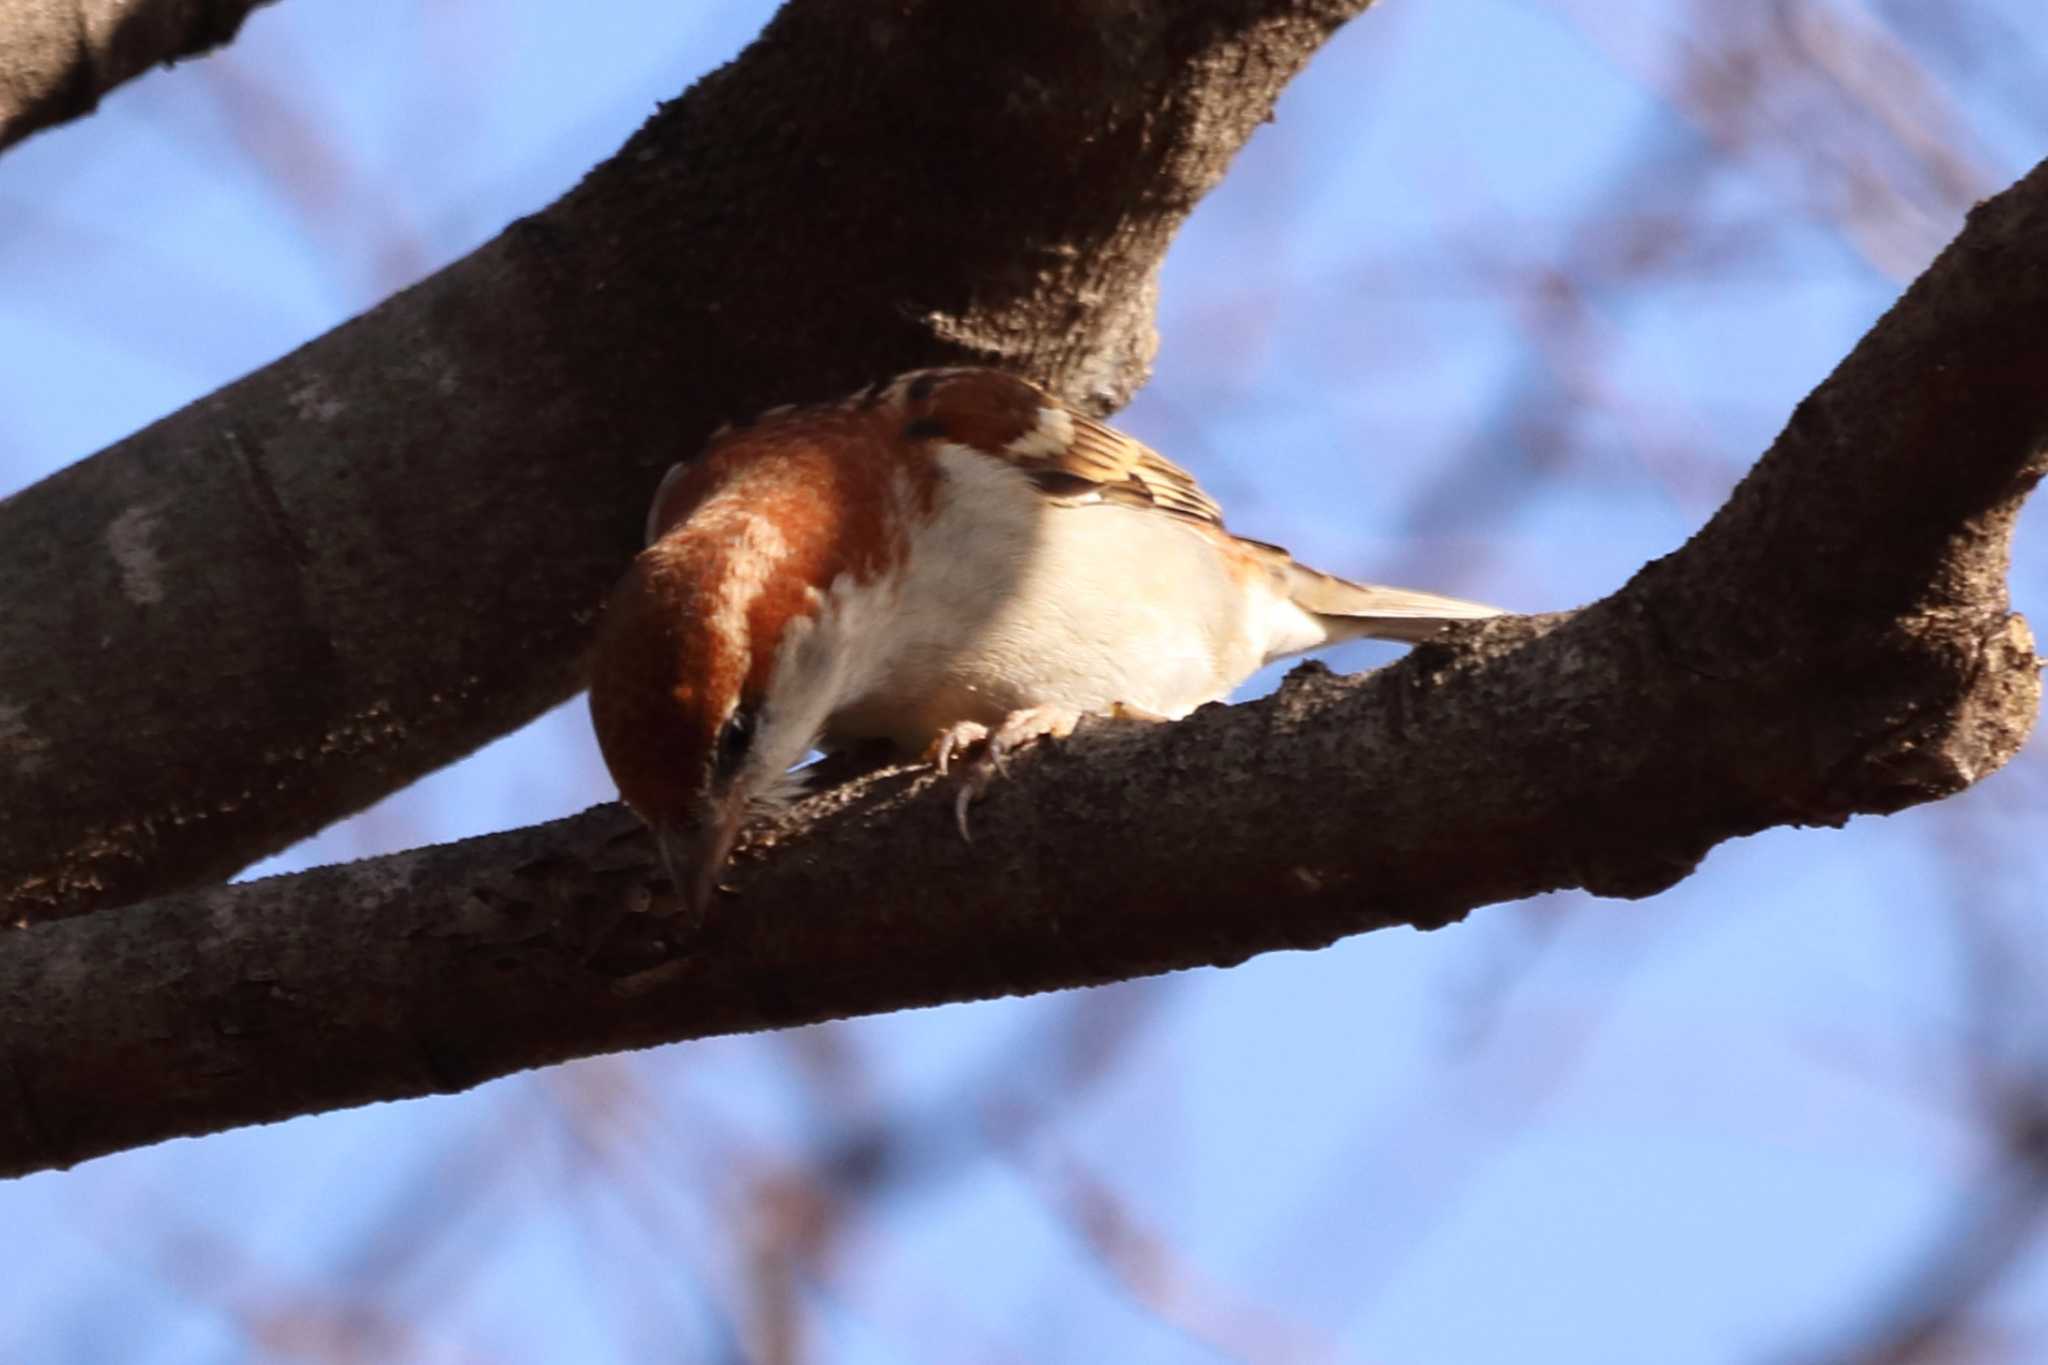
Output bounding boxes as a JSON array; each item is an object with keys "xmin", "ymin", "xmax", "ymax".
[
  {"xmin": 3, "ymin": 146, "xmax": 2044, "ymax": 1176},
  {"xmin": 1, "ymin": 0, "xmax": 1370, "ymax": 922},
  {"xmin": 0, "ymin": 0, "xmax": 280, "ymax": 150}
]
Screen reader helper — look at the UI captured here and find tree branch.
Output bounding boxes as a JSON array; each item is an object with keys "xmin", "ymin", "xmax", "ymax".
[
  {"xmin": 0, "ymin": 0, "xmax": 1372, "ymax": 922},
  {"xmin": 0, "ymin": 0, "xmax": 279, "ymax": 151},
  {"xmin": 3, "ymin": 155, "xmax": 2042, "ymax": 1178}
]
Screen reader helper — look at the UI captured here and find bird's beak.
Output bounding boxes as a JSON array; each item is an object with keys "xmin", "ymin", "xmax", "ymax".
[{"xmin": 654, "ymin": 800, "xmax": 746, "ymax": 925}]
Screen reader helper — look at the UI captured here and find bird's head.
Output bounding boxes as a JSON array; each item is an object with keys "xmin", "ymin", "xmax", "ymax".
[
  {"xmin": 587, "ymin": 416, "xmax": 908, "ymax": 919},
  {"xmin": 592, "ymin": 530, "xmax": 848, "ymax": 918},
  {"xmin": 587, "ymin": 537, "xmax": 781, "ymax": 917}
]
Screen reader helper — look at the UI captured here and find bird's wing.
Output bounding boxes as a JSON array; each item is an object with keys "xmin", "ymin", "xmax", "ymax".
[
  {"xmin": 665, "ymin": 367, "xmax": 1504, "ymax": 646},
  {"xmin": 883, "ymin": 367, "xmax": 1225, "ymax": 529},
  {"xmin": 1038, "ymin": 410, "xmax": 1225, "ymax": 527}
]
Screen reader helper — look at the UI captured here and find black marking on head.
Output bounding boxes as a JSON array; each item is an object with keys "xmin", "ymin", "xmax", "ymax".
[
  {"xmin": 1025, "ymin": 469, "xmax": 1101, "ymax": 500},
  {"xmin": 904, "ymin": 416, "xmax": 947, "ymax": 441},
  {"xmin": 906, "ymin": 372, "xmax": 940, "ymax": 403},
  {"xmin": 713, "ymin": 703, "xmax": 759, "ymax": 784}
]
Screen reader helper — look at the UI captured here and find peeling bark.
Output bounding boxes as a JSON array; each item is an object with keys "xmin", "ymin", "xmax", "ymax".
[
  {"xmin": 2, "ymin": 155, "xmax": 2042, "ymax": 1179},
  {"xmin": 0, "ymin": 0, "xmax": 1373, "ymax": 922}
]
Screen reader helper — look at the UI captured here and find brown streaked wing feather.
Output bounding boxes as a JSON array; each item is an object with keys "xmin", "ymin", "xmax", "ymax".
[
  {"xmin": 1041, "ymin": 413, "xmax": 1224, "ymax": 528},
  {"xmin": 882, "ymin": 367, "xmax": 1229, "ymax": 530}
]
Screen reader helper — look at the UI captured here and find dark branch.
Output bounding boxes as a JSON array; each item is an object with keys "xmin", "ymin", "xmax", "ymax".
[
  {"xmin": 0, "ymin": 0, "xmax": 1372, "ymax": 922},
  {"xmin": 0, "ymin": 0, "xmax": 280, "ymax": 152},
  {"xmin": 3, "ymin": 155, "xmax": 2043, "ymax": 1179}
]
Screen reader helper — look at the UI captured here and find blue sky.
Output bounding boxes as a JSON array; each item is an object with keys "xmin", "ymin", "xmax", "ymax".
[{"xmin": 3, "ymin": 2, "xmax": 2046, "ymax": 1361}]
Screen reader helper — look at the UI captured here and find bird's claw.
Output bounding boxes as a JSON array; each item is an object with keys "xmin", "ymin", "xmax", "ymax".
[
  {"xmin": 953, "ymin": 781, "xmax": 980, "ymax": 843},
  {"xmin": 926, "ymin": 706, "xmax": 1085, "ymax": 842},
  {"xmin": 930, "ymin": 720, "xmax": 990, "ymax": 778}
]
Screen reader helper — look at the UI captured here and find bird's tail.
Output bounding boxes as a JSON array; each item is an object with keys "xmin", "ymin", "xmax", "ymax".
[{"xmin": 1283, "ymin": 562, "xmax": 1505, "ymax": 644}]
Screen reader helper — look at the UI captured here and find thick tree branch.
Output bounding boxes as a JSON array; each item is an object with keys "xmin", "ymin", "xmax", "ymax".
[
  {"xmin": 3, "ymin": 156, "xmax": 2043, "ymax": 1179},
  {"xmin": 0, "ymin": 0, "xmax": 277, "ymax": 151},
  {"xmin": 0, "ymin": 0, "xmax": 1372, "ymax": 922}
]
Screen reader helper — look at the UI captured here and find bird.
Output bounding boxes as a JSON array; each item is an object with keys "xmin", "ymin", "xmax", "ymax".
[{"xmin": 587, "ymin": 367, "xmax": 1503, "ymax": 916}]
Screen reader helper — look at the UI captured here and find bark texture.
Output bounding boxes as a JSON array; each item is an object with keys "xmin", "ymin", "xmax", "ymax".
[
  {"xmin": 0, "ymin": 0, "xmax": 276, "ymax": 150},
  {"xmin": 0, "ymin": 0, "xmax": 1371, "ymax": 923},
  {"xmin": 2, "ymin": 155, "xmax": 2042, "ymax": 1178}
]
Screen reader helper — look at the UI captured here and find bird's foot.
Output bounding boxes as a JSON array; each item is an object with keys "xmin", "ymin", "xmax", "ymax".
[
  {"xmin": 926, "ymin": 705, "xmax": 1084, "ymax": 840},
  {"xmin": 928, "ymin": 703, "xmax": 1169, "ymax": 840}
]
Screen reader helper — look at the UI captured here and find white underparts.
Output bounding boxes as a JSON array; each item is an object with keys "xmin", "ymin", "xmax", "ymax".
[
  {"xmin": 725, "ymin": 442, "xmax": 1409, "ymax": 781},
  {"xmin": 810, "ymin": 444, "xmax": 1319, "ymax": 751}
]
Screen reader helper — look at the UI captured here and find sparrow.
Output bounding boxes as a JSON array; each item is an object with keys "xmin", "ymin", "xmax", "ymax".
[{"xmin": 587, "ymin": 367, "xmax": 1503, "ymax": 915}]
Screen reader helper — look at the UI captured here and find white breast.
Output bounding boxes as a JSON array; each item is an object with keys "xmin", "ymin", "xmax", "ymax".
[{"xmin": 819, "ymin": 445, "xmax": 1323, "ymax": 750}]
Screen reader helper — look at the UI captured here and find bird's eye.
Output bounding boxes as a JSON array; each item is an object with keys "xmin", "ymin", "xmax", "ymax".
[{"xmin": 713, "ymin": 704, "xmax": 758, "ymax": 781}]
